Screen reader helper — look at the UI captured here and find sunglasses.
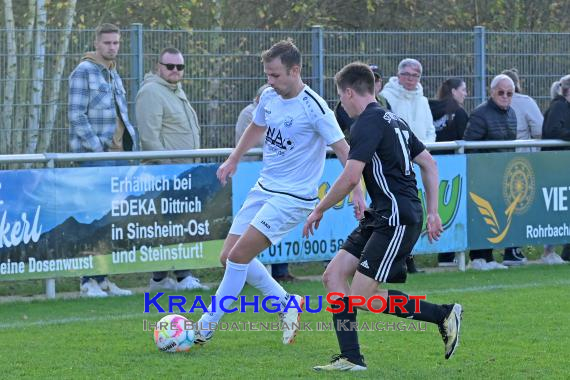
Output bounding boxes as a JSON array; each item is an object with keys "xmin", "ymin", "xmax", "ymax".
[
  {"xmin": 398, "ymin": 72, "xmax": 420, "ymax": 79},
  {"xmin": 497, "ymin": 90, "xmax": 513, "ymax": 97},
  {"xmin": 159, "ymin": 62, "xmax": 185, "ymax": 71}
]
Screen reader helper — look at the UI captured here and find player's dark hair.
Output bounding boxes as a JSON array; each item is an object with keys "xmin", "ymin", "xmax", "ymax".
[
  {"xmin": 261, "ymin": 39, "xmax": 302, "ymax": 72},
  {"xmin": 334, "ymin": 62, "xmax": 375, "ymax": 96}
]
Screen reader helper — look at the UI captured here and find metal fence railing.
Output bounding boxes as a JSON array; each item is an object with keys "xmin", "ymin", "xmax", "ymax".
[{"xmin": 1, "ymin": 26, "xmax": 569, "ymax": 156}]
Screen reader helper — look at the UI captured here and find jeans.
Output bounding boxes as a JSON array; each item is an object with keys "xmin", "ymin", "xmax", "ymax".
[{"xmin": 271, "ymin": 263, "xmax": 290, "ymax": 277}]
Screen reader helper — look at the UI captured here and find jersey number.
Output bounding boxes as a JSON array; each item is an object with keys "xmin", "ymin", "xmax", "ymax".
[{"xmin": 394, "ymin": 128, "xmax": 412, "ymax": 175}]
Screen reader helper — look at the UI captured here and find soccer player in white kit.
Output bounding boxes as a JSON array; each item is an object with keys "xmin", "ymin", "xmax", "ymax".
[{"xmin": 195, "ymin": 40, "xmax": 366, "ymax": 345}]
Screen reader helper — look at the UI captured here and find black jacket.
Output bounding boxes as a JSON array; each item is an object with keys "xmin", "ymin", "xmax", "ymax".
[
  {"xmin": 463, "ymin": 97, "xmax": 517, "ymax": 152},
  {"xmin": 429, "ymin": 99, "xmax": 468, "ymax": 155},
  {"xmin": 542, "ymin": 95, "xmax": 570, "ymax": 151}
]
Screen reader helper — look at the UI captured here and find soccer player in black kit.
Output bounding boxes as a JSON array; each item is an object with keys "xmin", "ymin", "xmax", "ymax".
[{"xmin": 303, "ymin": 62, "xmax": 463, "ymax": 371}]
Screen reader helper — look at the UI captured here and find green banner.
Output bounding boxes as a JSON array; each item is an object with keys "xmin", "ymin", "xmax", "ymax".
[{"xmin": 467, "ymin": 151, "xmax": 570, "ymax": 249}]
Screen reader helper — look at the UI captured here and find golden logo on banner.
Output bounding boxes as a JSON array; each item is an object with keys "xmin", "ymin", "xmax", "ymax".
[{"xmin": 470, "ymin": 157, "xmax": 535, "ymax": 243}]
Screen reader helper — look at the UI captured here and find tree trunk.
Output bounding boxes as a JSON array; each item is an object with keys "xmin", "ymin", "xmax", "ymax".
[
  {"xmin": 37, "ymin": 0, "xmax": 77, "ymax": 153},
  {"xmin": 2, "ymin": 0, "xmax": 17, "ymax": 154},
  {"xmin": 26, "ymin": 0, "xmax": 47, "ymax": 154},
  {"xmin": 13, "ymin": 0, "xmax": 36, "ymax": 154}
]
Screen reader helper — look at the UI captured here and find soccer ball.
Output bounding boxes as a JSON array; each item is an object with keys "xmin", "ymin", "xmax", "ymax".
[{"xmin": 153, "ymin": 314, "xmax": 195, "ymax": 352}]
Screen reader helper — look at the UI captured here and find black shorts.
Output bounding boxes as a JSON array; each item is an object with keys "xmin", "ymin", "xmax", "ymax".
[{"xmin": 341, "ymin": 222, "xmax": 422, "ymax": 283}]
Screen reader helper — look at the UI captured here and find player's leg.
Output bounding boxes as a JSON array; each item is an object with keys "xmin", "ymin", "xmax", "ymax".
[
  {"xmin": 322, "ymin": 249, "xmax": 360, "ymax": 296},
  {"xmin": 239, "ymin": 193, "xmax": 314, "ymax": 344},
  {"xmin": 219, "ymin": 231, "xmax": 282, "ymax": 297},
  {"xmin": 196, "ymin": 225, "xmax": 271, "ymax": 342},
  {"xmin": 197, "ymin": 191, "xmax": 309, "ymax": 344},
  {"xmin": 353, "ymin": 224, "xmax": 463, "ymax": 360},
  {"xmin": 219, "ymin": 234, "xmax": 240, "ymax": 267},
  {"xmin": 314, "ymin": 227, "xmax": 369, "ymax": 372},
  {"xmin": 220, "ymin": 189, "xmax": 289, "ymax": 299}
]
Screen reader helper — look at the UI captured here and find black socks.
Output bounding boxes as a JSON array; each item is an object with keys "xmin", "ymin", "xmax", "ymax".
[
  {"xmin": 331, "ymin": 297, "xmax": 365, "ymax": 365},
  {"xmin": 382, "ymin": 289, "xmax": 448, "ymax": 324}
]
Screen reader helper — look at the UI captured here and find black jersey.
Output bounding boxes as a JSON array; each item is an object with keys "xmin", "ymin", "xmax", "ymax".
[{"xmin": 348, "ymin": 102, "xmax": 425, "ymax": 226}]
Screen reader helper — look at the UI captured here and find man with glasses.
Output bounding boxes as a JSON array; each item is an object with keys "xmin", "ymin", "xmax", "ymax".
[
  {"xmin": 463, "ymin": 74, "xmax": 522, "ymax": 270},
  {"xmin": 135, "ymin": 47, "xmax": 208, "ymax": 291},
  {"xmin": 381, "ymin": 58, "xmax": 435, "ymax": 144},
  {"xmin": 381, "ymin": 58, "xmax": 435, "ymax": 274}
]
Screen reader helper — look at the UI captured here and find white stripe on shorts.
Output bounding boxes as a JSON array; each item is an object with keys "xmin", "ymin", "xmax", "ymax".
[{"xmin": 375, "ymin": 225, "xmax": 406, "ymax": 282}]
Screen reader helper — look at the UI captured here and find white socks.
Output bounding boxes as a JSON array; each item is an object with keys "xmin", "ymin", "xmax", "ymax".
[
  {"xmin": 198, "ymin": 258, "xmax": 290, "ymax": 335},
  {"xmin": 199, "ymin": 259, "xmax": 248, "ymax": 334},
  {"xmin": 246, "ymin": 258, "xmax": 288, "ymax": 302}
]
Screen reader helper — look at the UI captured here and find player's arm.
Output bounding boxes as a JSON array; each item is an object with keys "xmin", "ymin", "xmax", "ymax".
[
  {"xmin": 413, "ymin": 150, "xmax": 443, "ymax": 242},
  {"xmin": 303, "ymin": 159, "xmax": 365, "ymax": 237},
  {"xmin": 330, "ymin": 138, "xmax": 349, "ymax": 166},
  {"xmin": 217, "ymin": 122, "xmax": 266, "ymax": 186},
  {"xmin": 330, "ymin": 139, "xmax": 366, "ymax": 219}
]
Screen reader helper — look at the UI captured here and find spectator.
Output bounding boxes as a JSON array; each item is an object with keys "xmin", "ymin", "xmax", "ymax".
[
  {"xmin": 381, "ymin": 58, "xmax": 435, "ymax": 273},
  {"xmin": 381, "ymin": 58, "xmax": 435, "ymax": 143},
  {"xmin": 428, "ymin": 78, "xmax": 469, "ymax": 266},
  {"xmin": 335, "ymin": 64, "xmax": 391, "ymax": 138},
  {"xmin": 501, "ymin": 68, "xmax": 543, "ymax": 152},
  {"xmin": 235, "ymin": 83, "xmax": 297, "ymax": 282},
  {"xmin": 135, "ymin": 47, "xmax": 209, "ymax": 290},
  {"xmin": 235, "ymin": 84, "xmax": 269, "ymax": 155},
  {"xmin": 68, "ymin": 23, "xmax": 138, "ymax": 297},
  {"xmin": 463, "ymin": 74, "xmax": 525, "ymax": 270},
  {"xmin": 541, "ymin": 74, "xmax": 570, "ymax": 263}
]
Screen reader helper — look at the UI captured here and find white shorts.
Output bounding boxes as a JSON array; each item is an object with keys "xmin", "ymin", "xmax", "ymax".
[{"xmin": 229, "ymin": 184, "xmax": 318, "ymax": 244}]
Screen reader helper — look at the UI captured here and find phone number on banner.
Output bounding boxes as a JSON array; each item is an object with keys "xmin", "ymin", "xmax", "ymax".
[{"xmin": 265, "ymin": 238, "xmax": 346, "ymax": 259}]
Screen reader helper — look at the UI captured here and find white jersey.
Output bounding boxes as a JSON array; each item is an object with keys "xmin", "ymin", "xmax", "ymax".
[{"xmin": 252, "ymin": 85, "xmax": 344, "ymax": 200}]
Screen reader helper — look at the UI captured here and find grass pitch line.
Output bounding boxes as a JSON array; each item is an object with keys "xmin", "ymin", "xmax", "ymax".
[
  {"xmin": 428, "ymin": 279, "xmax": 570, "ymax": 295},
  {"xmin": 0, "ymin": 312, "xmax": 146, "ymax": 330}
]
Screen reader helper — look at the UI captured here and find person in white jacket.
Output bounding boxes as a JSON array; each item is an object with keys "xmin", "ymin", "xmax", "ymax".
[
  {"xmin": 381, "ymin": 58, "xmax": 435, "ymax": 274},
  {"xmin": 381, "ymin": 58, "xmax": 436, "ymax": 143}
]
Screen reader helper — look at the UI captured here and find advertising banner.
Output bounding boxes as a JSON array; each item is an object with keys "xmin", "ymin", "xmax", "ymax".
[
  {"xmin": 414, "ymin": 154, "xmax": 467, "ymax": 253},
  {"xmin": 233, "ymin": 155, "xmax": 467, "ymax": 263},
  {"xmin": 0, "ymin": 164, "xmax": 231, "ymax": 281},
  {"xmin": 467, "ymin": 152, "xmax": 570, "ymax": 249}
]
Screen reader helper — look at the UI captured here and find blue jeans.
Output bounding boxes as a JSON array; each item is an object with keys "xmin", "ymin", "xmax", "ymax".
[
  {"xmin": 271, "ymin": 263, "xmax": 290, "ymax": 277},
  {"xmin": 152, "ymin": 270, "xmax": 191, "ymax": 281}
]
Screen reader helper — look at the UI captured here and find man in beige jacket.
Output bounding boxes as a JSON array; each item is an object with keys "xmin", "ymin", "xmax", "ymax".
[
  {"xmin": 135, "ymin": 47, "xmax": 207, "ymax": 291},
  {"xmin": 136, "ymin": 47, "xmax": 200, "ymax": 163}
]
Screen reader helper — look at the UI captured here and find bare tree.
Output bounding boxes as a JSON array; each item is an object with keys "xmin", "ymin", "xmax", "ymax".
[
  {"xmin": 37, "ymin": 0, "xmax": 77, "ymax": 153},
  {"xmin": 1, "ymin": 0, "xmax": 16, "ymax": 154},
  {"xmin": 12, "ymin": 0, "xmax": 36, "ymax": 154},
  {"xmin": 26, "ymin": 0, "xmax": 47, "ymax": 154}
]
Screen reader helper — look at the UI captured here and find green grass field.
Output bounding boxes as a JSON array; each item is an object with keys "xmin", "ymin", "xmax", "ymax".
[{"xmin": 1, "ymin": 264, "xmax": 569, "ymax": 379}]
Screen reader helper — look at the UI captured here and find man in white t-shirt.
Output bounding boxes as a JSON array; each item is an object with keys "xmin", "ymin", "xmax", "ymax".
[{"xmin": 195, "ymin": 40, "xmax": 366, "ymax": 346}]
